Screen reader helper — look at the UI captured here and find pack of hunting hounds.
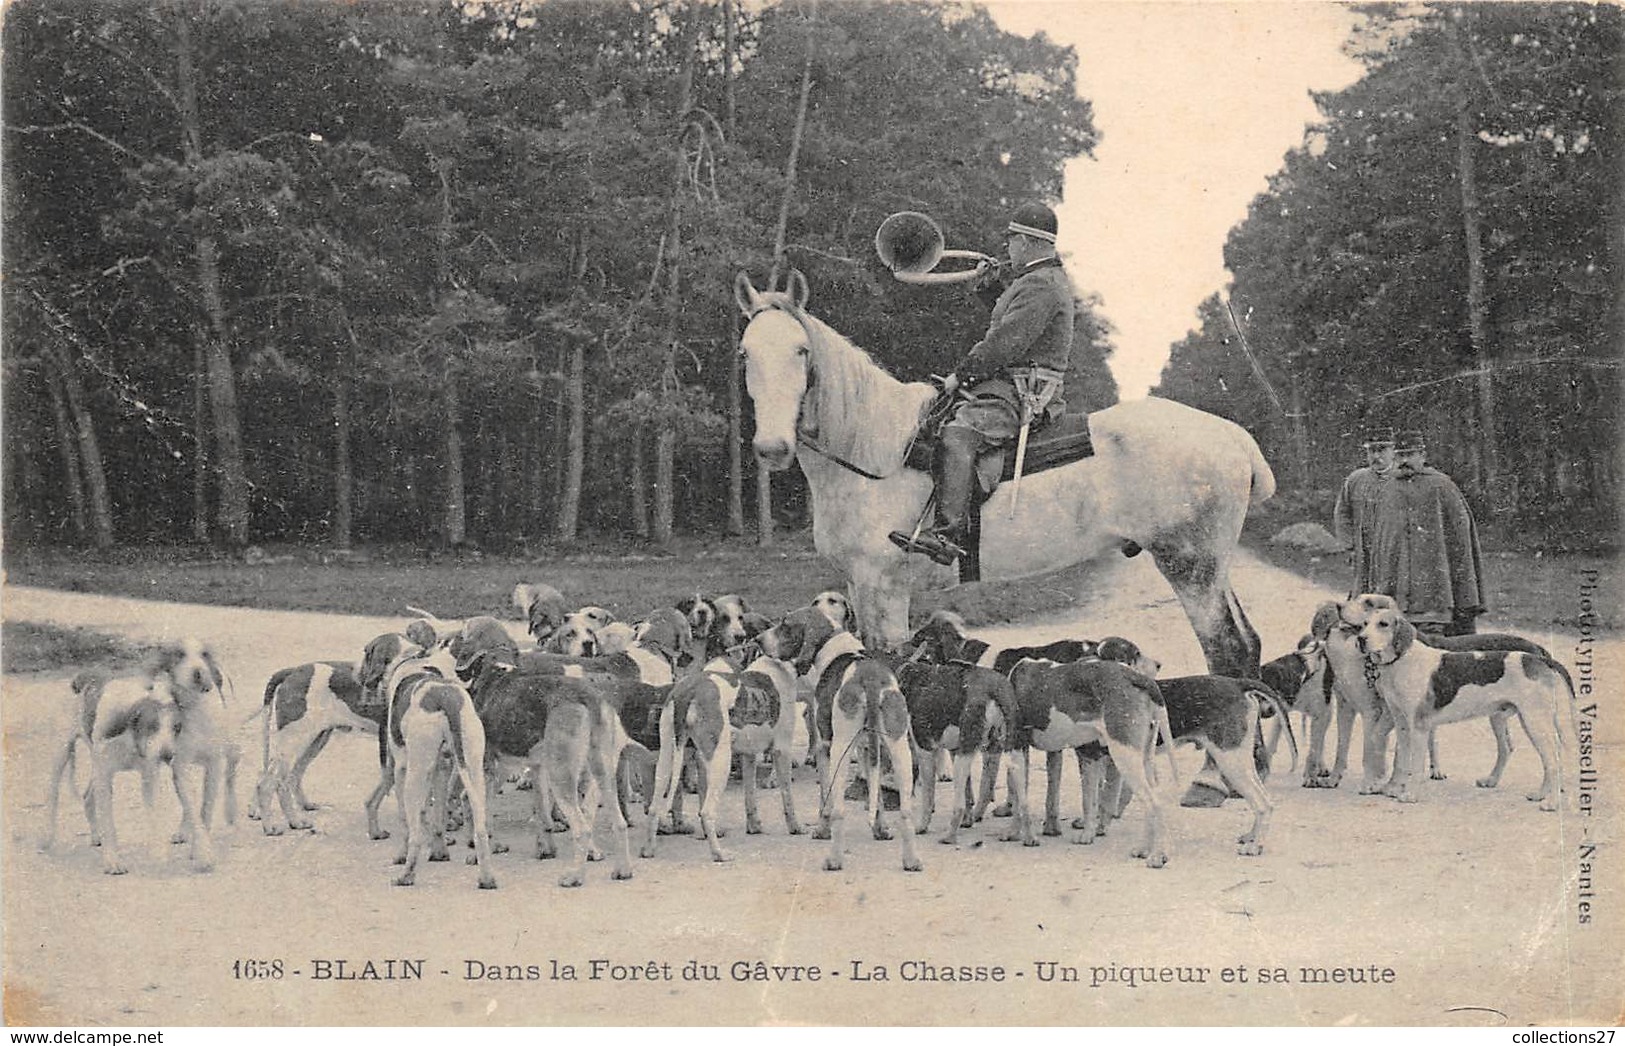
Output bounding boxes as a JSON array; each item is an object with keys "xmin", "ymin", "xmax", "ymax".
[{"xmin": 43, "ymin": 584, "xmax": 1582, "ymax": 888}]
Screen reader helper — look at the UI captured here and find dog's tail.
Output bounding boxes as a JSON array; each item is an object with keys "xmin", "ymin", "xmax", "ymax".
[
  {"xmin": 1126, "ymin": 671, "xmax": 1179, "ymax": 788},
  {"xmin": 1249, "ymin": 684, "xmax": 1299, "ymax": 775},
  {"xmin": 1153, "ymin": 700, "xmax": 1179, "ymax": 790},
  {"xmin": 420, "ymin": 684, "xmax": 471, "ymax": 772}
]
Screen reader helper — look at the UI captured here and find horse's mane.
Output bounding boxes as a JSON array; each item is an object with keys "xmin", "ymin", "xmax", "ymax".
[{"xmin": 757, "ymin": 293, "xmax": 936, "ymax": 477}]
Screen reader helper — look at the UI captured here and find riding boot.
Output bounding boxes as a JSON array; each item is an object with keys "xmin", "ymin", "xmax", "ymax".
[{"xmin": 889, "ymin": 427, "xmax": 980, "ymax": 565}]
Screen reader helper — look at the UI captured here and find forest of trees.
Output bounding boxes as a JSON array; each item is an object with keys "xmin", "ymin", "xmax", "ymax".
[
  {"xmin": 8, "ymin": 2, "xmax": 1615, "ymax": 554},
  {"xmin": 2, "ymin": 0, "xmax": 1115, "ymax": 551},
  {"xmin": 1154, "ymin": 4, "xmax": 1621, "ymax": 545}
]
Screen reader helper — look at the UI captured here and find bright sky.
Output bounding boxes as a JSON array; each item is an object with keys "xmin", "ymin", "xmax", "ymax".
[{"xmin": 983, "ymin": 1, "xmax": 1365, "ymax": 397}]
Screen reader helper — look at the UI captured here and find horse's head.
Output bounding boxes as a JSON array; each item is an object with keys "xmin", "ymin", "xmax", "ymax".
[{"xmin": 735, "ymin": 270, "xmax": 811, "ymax": 471}]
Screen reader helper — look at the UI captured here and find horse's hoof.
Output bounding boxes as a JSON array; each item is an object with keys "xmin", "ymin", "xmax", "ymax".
[{"xmin": 1179, "ymin": 782, "xmax": 1228, "ymax": 808}]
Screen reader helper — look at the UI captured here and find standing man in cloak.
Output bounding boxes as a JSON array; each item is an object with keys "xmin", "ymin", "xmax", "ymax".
[
  {"xmin": 1333, "ymin": 424, "xmax": 1396, "ymax": 595},
  {"xmin": 1368, "ymin": 430, "xmax": 1487, "ymax": 637}
]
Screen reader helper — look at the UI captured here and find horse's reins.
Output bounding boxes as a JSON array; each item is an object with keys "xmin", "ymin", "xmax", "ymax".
[{"xmin": 743, "ymin": 297, "xmax": 949, "ymax": 484}]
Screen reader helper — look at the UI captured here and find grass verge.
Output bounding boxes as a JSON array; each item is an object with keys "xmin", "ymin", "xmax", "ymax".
[{"xmin": 1, "ymin": 621, "xmax": 159, "ymax": 674}]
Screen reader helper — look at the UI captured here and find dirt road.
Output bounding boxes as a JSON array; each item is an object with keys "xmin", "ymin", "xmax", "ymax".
[{"xmin": 4, "ymin": 551, "xmax": 1619, "ymax": 1026}]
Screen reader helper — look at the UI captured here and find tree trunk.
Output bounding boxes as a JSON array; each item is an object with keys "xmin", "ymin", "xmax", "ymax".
[
  {"xmin": 652, "ymin": 2, "xmax": 702, "ymax": 550},
  {"xmin": 443, "ymin": 373, "xmax": 467, "ymax": 547},
  {"xmin": 1450, "ymin": 14, "xmax": 1498, "ymax": 508},
  {"xmin": 43, "ymin": 358, "xmax": 89, "ymax": 541},
  {"xmin": 1288, "ymin": 378, "xmax": 1310, "ymax": 492},
  {"xmin": 332, "ymin": 334, "xmax": 354, "ymax": 549},
  {"xmin": 630, "ymin": 428, "xmax": 649, "ymax": 539},
  {"xmin": 528, "ymin": 373, "xmax": 546, "ymax": 527},
  {"xmin": 723, "ymin": 1, "xmax": 746, "ymax": 538},
  {"xmin": 173, "ymin": 1, "xmax": 250, "ymax": 546},
  {"xmin": 555, "ymin": 335, "xmax": 586, "ymax": 541},
  {"xmin": 756, "ymin": 13, "xmax": 814, "ymax": 546},
  {"xmin": 44, "ymin": 340, "xmax": 115, "ymax": 549},
  {"xmin": 653, "ymin": 425, "xmax": 676, "ymax": 547},
  {"xmin": 191, "ymin": 340, "xmax": 209, "ymax": 542}
]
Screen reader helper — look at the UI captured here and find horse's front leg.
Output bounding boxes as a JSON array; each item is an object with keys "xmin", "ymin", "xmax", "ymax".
[{"xmin": 848, "ymin": 564, "xmax": 914, "ymax": 650}]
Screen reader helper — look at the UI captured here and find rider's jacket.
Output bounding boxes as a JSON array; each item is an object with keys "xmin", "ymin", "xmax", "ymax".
[{"xmin": 958, "ymin": 256, "xmax": 1075, "ymax": 394}]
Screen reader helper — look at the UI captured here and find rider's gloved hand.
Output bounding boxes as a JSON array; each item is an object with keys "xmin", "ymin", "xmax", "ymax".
[{"xmin": 932, "ymin": 373, "xmax": 961, "ymax": 395}]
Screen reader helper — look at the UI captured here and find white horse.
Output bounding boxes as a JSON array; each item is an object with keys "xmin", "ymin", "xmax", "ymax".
[{"xmin": 734, "ymin": 271, "xmax": 1276, "ymax": 678}]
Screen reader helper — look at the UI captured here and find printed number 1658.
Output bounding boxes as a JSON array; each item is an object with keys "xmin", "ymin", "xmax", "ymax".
[{"xmin": 233, "ymin": 959, "xmax": 285, "ymax": 980}]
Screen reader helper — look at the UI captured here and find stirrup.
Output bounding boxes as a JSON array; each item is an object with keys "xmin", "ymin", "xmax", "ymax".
[{"xmin": 888, "ymin": 528, "xmax": 965, "ymax": 566}]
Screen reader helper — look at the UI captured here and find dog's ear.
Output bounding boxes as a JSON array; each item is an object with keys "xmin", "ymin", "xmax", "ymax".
[
  {"xmin": 1310, "ymin": 603, "xmax": 1341, "ymax": 640},
  {"xmin": 202, "ymin": 647, "xmax": 225, "ymax": 691},
  {"xmin": 841, "ymin": 600, "xmax": 858, "ymax": 634},
  {"xmin": 1391, "ymin": 615, "xmax": 1415, "ymax": 660},
  {"xmin": 742, "ymin": 612, "xmax": 773, "ymax": 639},
  {"xmin": 150, "ymin": 642, "xmax": 183, "ymax": 679}
]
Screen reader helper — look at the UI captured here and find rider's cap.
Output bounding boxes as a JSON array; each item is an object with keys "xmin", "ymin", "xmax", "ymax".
[
  {"xmin": 1359, "ymin": 424, "xmax": 1395, "ymax": 448},
  {"xmin": 1008, "ymin": 202, "xmax": 1058, "ymax": 244}
]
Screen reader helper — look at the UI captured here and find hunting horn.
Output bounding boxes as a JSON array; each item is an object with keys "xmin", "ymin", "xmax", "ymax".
[{"xmin": 874, "ymin": 211, "xmax": 997, "ymax": 286}]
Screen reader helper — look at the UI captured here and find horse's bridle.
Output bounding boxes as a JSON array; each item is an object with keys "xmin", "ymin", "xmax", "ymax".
[{"xmin": 740, "ymin": 298, "xmax": 895, "ymax": 482}]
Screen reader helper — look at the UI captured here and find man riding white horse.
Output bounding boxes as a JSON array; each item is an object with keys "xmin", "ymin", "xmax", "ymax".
[{"xmin": 889, "ymin": 202, "xmax": 1075, "ymax": 566}]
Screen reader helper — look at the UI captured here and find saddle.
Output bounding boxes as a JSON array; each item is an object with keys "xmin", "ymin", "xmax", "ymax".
[{"xmin": 903, "ymin": 391, "xmax": 1097, "ymax": 584}]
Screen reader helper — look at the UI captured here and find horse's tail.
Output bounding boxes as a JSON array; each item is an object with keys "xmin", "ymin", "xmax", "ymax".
[{"xmin": 1242, "ymin": 428, "xmax": 1276, "ymax": 504}]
